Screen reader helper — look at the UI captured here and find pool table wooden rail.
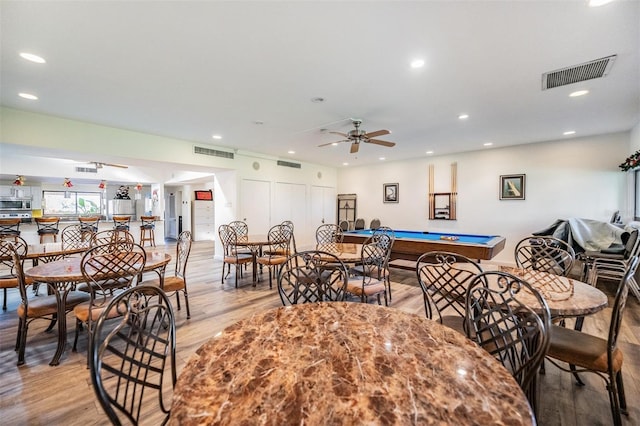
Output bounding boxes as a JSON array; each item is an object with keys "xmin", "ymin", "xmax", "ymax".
[{"xmin": 342, "ymin": 231, "xmax": 506, "ymax": 268}]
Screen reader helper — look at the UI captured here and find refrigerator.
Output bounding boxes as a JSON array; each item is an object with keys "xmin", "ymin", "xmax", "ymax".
[{"xmin": 108, "ymin": 199, "xmax": 136, "ymax": 219}]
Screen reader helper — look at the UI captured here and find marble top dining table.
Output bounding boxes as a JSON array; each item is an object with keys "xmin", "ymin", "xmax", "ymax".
[{"xmin": 169, "ymin": 302, "xmax": 534, "ymax": 425}]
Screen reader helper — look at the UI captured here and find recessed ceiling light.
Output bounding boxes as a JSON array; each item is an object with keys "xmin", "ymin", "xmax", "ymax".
[
  {"xmin": 563, "ymin": 130, "xmax": 576, "ymax": 136},
  {"xmin": 18, "ymin": 92, "xmax": 38, "ymax": 100},
  {"xmin": 379, "ymin": 157, "xmax": 385, "ymax": 161},
  {"xmin": 426, "ymin": 151, "xmax": 434, "ymax": 155},
  {"xmin": 410, "ymin": 59, "xmax": 425, "ymax": 69},
  {"xmin": 342, "ymin": 162, "xmax": 349, "ymax": 166},
  {"xmin": 19, "ymin": 52, "xmax": 46, "ymax": 63},
  {"xmin": 288, "ymin": 150, "xmax": 295, "ymax": 154},
  {"xmin": 569, "ymin": 90, "xmax": 589, "ymax": 97},
  {"xmin": 212, "ymin": 135, "xmax": 222, "ymax": 140},
  {"xmin": 458, "ymin": 114, "xmax": 469, "ymax": 120},
  {"xmin": 483, "ymin": 142, "xmax": 493, "ymax": 147},
  {"xmin": 331, "ymin": 143, "xmax": 338, "ymax": 146},
  {"xmin": 589, "ymin": 0, "xmax": 614, "ymax": 7}
]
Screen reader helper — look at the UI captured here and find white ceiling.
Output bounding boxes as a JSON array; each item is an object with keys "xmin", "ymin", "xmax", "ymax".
[{"xmin": 1, "ymin": 0, "xmax": 639, "ymax": 173}]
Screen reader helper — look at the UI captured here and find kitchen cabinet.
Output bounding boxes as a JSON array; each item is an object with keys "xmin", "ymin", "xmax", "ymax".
[{"xmin": 192, "ymin": 200, "xmax": 215, "ymax": 241}]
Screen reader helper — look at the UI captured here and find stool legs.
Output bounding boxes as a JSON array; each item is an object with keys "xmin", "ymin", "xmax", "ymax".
[{"xmin": 140, "ymin": 227, "xmax": 155, "ymax": 247}]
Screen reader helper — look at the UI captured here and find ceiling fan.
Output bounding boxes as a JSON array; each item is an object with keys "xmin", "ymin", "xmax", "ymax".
[
  {"xmin": 89, "ymin": 161, "xmax": 128, "ymax": 169},
  {"xmin": 318, "ymin": 119, "xmax": 395, "ymax": 154}
]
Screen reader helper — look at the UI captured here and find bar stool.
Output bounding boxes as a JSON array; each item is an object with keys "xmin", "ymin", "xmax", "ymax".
[
  {"xmin": 78, "ymin": 216, "xmax": 100, "ymax": 233},
  {"xmin": 139, "ymin": 216, "xmax": 156, "ymax": 247},
  {"xmin": 0, "ymin": 219, "xmax": 21, "ymax": 242},
  {"xmin": 35, "ymin": 217, "xmax": 60, "ymax": 243},
  {"xmin": 113, "ymin": 216, "xmax": 131, "ymax": 232}
]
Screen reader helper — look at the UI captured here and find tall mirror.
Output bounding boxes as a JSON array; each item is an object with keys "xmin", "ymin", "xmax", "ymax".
[{"xmin": 428, "ymin": 163, "xmax": 457, "ymax": 220}]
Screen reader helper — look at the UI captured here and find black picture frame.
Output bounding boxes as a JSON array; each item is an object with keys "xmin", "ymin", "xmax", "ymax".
[
  {"xmin": 383, "ymin": 183, "xmax": 399, "ymax": 203},
  {"xmin": 500, "ymin": 174, "xmax": 526, "ymax": 200}
]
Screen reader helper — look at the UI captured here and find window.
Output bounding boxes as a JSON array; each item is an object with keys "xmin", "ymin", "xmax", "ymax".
[{"xmin": 42, "ymin": 191, "xmax": 103, "ymax": 216}]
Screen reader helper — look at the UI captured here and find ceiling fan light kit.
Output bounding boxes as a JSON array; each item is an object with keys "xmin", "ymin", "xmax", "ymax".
[{"xmin": 318, "ymin": 119, "xmax": 395, "ymax": 154}]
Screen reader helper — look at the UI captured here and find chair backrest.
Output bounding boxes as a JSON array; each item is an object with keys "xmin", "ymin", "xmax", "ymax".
[
  {"xmin": 277, "ymin": 250, "xmax": 349, "ymax": 305},
  {"xmin": 61, "ymin": 224, "xmax": 94, "ymax": 251},
  {"xmin": 81, "ymin": 243, "xmax": 146, "ymax": 303},
  {"xmin": 354, "ymin": 218, "xmax": 365, "ymax": 230},
  {"xmin": 265, "ymin": 224, "xmax": 291, "ymax": 256},
  {"xmin": 228, "ymin": 220, "xmax": 248, "ymax": 242},
  {"xmin": 315, "ymin": 224, "xmax": 343, "ymax": 252},
  {"xmin": 140, "ymin": 216, "xmax": 156, "ymax": 229},
  {"xmin": 465, "ymin": 271, "xmax": 551, "ymax": 399},
  {"xmin": 112, "ymin": 216, "xmax": 131, "ymax": 231},
  {"xmin": 359, "ymin": 242, "xmax": 388, "ymax": 282},
  {"xmin": 281, "ymin": 221, "xmax": 297, "ymax": 254},
  {"xmin": 35, "ymin": 217, "xmax": 60, "ymax": 232},
  {"xmin": 78, "ymin": 216, "xmax": 100, "ymax": 233},
  {"xmin": 0, "ymin": 237, "xmax": 28, "ymax": 277},
  {"xmin": 370, "ymin": 227, "xmax": 395, "ymax": 251},
  {"xmin": 416, "ymin": 251, "xmax": 482, "ymax": 321},
  {"xmin": 90, "ymin": 230, "xmax": 135, "ymax": 254},
  {"xmin": 608, "ymin": 256, "xmax": 639, "ymax": 359},
  {"xmin": 339, "ymin": 220, "xmax": 349, "ymax": 232},
  {"xmin": 174, "ymin": 231, "xmax": 192, "ymax": 279},
  {"xmin": 218, "ymin": 224, "xmax": 238, "ymax": 256},
  {"xmin": 370, "ymin": 218, "xmax": 381, "ymax": 230},
  {"xmin": 0, "ymin": 218, "xmax": 21, "ymax": 236},
  {"xmin": 90, "ymin": 285, "xmax": 176, "ymax": 425},
  {"xmin": 514, "ymin": 236, "xmax": 575, "ymax": 276},
  {"xmin": 623, "ymin": 229, "xmax": 640, "ymax": 259}
]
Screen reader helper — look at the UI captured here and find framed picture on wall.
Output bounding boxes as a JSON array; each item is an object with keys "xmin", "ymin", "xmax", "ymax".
[
  {"xmin": 383, "ymin": 183, "xmax": 399, "ymax": 203},
  {"xmin": 500, "ymin": 174, "xmax": 526, "ymax": 200}
]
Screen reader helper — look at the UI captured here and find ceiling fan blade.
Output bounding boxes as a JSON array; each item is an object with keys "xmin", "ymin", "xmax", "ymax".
[
  {"xmin": 364, "ymin": 129, "xmax": 390, "ymax": 138},
  {"xmin": 367, "ymin": 139, "xmax": 396, "ymax": 147},
  {"xmin": 103, "ymin": 162, "xmax": 129, "ymax": 169},
  {"xmin": 350, "ymin": 142, "xmax": 360, "ymax": 154},
  {"xmin": 329, "ymin": 131, "xmax": 349, "ymax": 137},
  {"xmin": 318, "ymin": 140, "xmax": 348, "ymax": 147}
]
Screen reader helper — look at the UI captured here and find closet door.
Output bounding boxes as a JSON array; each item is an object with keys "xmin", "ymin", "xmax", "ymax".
[{"xmin": 240, "ymin": 179, "xmax": 271, "ymax": 233}]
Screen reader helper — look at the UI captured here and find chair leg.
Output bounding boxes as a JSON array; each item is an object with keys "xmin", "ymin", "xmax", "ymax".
[
  {"xmin": 570, "ymin": 364, "xmax": 585, "ymax": 386},
  {"xmin": 175, "ymin": 292, "xmax": 181, "ymax": 311},
  {"xmin": 183, "ymin": 290, "xmax": 191, "ymax": 320},
  {"xmin": 615, "ymin": 370, "xmax": 628, "ymax": 415},
  {"xmin": 15, "ymin": 317, "xmax": 24, "ymax": 351},
  {"xmin": 17, "ymin": 319, "xmax": 28, "ymax": 365},
  {"xmin": 72, "ymin": 319, "xmax": 81, "ymax": 351},
  {"xmin": 608, "ymin": 373, "xmax": 623, "ymax": 426},
  {"xmin": 2, "ymin": 288, "xmax": 6, "ymax": 311}
]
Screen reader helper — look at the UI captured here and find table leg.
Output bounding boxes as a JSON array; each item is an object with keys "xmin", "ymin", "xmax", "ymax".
[{"xmin": 50, "ymin": 289, "xmax": 68, "ymax": 366}]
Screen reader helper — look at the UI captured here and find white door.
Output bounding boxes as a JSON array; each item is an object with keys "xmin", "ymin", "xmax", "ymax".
[
  {"xmin": 165, "ymin": 193, "xmax": 177, "ymax": 239},
  {"xmin": 240, "ymin": 179, "xmax": 271, "ymax": 234},
  {"xmin": 309, "ymin": 185, "xmax": 336, "ymax": 245}
]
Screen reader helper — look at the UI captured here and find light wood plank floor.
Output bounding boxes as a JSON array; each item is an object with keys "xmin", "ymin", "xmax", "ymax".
[{"xmin": 0, "ymin": 240, "xmax": 638, "ymax": 425}]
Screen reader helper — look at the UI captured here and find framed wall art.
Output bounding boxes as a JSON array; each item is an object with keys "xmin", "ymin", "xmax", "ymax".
[
  {"xmin": 383, "ymin": 183, "xmax": 399, "ymax": 203},
  {"xmin": 500, "ymin": 174, "xmax": 525, "ymax": 200}
]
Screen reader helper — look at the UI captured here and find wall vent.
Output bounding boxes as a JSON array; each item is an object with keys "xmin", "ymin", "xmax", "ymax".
[
  {"xmin": 542, "ymin": 55, "xmax": 616, "ymax": 90},
  {"xmin": 75, "ymin": 167, "xmax": 98, "ymax": 173},
  {"xmin": 277, "ymin": 160, "xmax": 301, "ymax": 169},
  {"xmin": 194, "ymin": 146, "xmax": 234, "ymax": 159}
]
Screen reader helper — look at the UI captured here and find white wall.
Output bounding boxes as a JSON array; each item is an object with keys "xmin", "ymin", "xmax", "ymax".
[{"xmin": 338, "ymin": 132, "xmax": 630, "ymax": 264}]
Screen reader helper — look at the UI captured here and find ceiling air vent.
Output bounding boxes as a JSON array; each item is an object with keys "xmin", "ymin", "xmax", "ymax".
[
  {"xmin": 277, "ymin": 160, "xmax": 301, "ymax": 169},
  {"xmin": 542, "ymin": 55, "xmax": 616, "ymax": 90},
  {"xmin": 194, "ymin": 146, "xmax": 234, "ymax": 159},
  {"xmin": 75, "ymin": 167, "xmax": 98, "ymax": 173}
]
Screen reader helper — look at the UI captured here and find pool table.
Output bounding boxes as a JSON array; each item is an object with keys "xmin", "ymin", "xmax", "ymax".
[{"xmin": 342, "ymin": 229, "xmax": 506, "ymax": 267}]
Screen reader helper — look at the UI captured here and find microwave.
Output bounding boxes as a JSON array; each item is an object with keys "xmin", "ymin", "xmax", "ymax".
[{"xmin": 0, "ymin": 198, "xmax": 32, "ymax": 210}]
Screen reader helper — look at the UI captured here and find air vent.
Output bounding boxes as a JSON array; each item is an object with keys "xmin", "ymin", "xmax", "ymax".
[
  {"xmin": 194, "ymin": 146, "xmax": 234, "ymax": 159},
  {"xmin": 75, "ymin": 167, "xmax": 98, "ymax": 173},
  {"xmin": 542, "ymin": 55, "xmax": 616, "ymax": 90},
  {"xmin": 277, "ymin": 160, "xmax": 301, "ymax": 169}
]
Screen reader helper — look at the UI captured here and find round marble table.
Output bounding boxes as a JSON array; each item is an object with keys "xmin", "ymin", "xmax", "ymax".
[{"xmin": 169, "ymin": 302, "xmax": 534, "ymax": 425}]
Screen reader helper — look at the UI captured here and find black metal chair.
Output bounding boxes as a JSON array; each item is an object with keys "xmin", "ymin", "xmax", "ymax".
[
  {"xmin": 61, "ymin": 224, "xmax": 94, "ymax": 252},
  {"xmin": 90, "ymin": 230, "xmax": 135, "ymax": 254},
  {"xmin": 90, "ymin": 285, "xmax": 176, "ymax": 425},
  {"xmin": 256, "ymin": 224, "xmax": 291, "ymax": 288},
  {"xmin": 72, "ymin": 244, "xmax": 146, "ymax": 357},
  {"xmin": 277, "ymin": 250, "xmax": 349, "ymax": 305},
  {"xmin": 0, "ymin": 237, "xmax": 29, "ymax": 311},
  {"xmin": 546, "ymin": 256, "xmax": 639, "ymax": 426},
  {"xmin": 346, "ymin": 242, "xmax": 388, "ymax": 305},
  {"xmin": 141, "ymin": 231, "xmax": 193, "ymax": 319},
  {"xmin": 218, "ymin": 224, "xmax": 252, "ymax": 288},
  {"xmin": 416, "ymin": 251, "xmax": 482, "ymax": 334},
  {"xmin": 315, "ymin": 223, "xmax": 343, "ymax": 252},
  {"xmin": 465, "ymin": 271, "xmax": 551, "ymax": 418},
  {"xmin": 514, "ymin": 235, "xmax": 575, "ymax": 277}
]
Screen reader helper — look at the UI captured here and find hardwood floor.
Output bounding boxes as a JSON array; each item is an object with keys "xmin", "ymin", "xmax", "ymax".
[{"xmin": 0, "ymin": 240, "xmax": 638, "ymax": 425}]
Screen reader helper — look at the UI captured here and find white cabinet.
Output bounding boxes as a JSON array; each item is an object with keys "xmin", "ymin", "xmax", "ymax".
[{"xmin": 192, "ymin": 200, "xmax": 215, "ymax": 241}]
